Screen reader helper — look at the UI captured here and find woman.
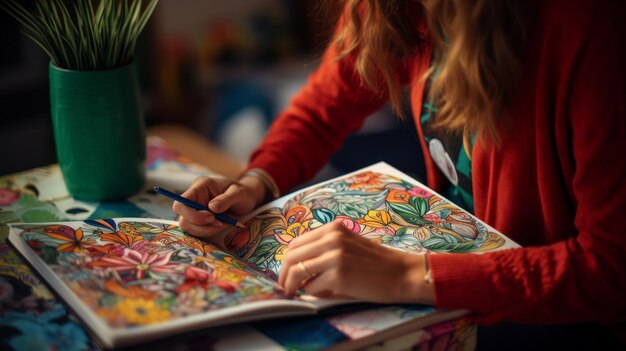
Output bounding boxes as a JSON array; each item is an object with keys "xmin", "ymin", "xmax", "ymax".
[{"xmin": 174, "ymin": 0, "xmax": 626, "ymax": 346}]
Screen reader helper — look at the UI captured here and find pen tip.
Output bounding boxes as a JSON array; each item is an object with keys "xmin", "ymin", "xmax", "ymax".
[{"xmin": 236, "ymin": 222, "xmax": 246, "ymax": 228}]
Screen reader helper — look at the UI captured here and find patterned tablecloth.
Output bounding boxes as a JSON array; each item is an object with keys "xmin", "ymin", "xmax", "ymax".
[{"xmin": 0, "ymin": 137, "xmax": 475, "ymax": 351}]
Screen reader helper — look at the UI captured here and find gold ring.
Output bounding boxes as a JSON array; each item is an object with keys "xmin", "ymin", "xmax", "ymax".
[{"xmin": 298, "ymin": 261, "xmax": 313, "ymax": 279}]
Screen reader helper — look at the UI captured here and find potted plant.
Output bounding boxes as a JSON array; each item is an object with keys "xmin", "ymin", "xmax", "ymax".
[{"xmin": 1, "ymin": 0, "xmax": 159, "ymax": 201}]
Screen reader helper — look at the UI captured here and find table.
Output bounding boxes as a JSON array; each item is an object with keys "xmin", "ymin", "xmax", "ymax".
[{"xmin": 0, "ymin": 126, "xmax": 475, "ymax": 350}]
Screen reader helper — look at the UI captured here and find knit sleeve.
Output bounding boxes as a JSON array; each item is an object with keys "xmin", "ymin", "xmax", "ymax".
[
  {"xmin": 245, "ymin": 13, "xmax": 388, "ymax": 194},
  {"xmin": 429, "ymin": 0, "xmax": 626, "ymax": 324}
]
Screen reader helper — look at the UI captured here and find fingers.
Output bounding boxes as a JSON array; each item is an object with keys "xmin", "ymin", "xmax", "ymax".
[
  {"xmin": 299, "ymin": 268, "xmax": 338, "ymax": 298},
  {"xmin": 279, "ymin": 222, "xmax": 359, "ymax": 294},
  {"xmin": 172, "ymin": 177, "xmax": 213, "ymax": 212},
  {"xmin": 178, "ymin": 216, "xmax": 226, "ymax": 238},
  {"xmin": 277, "ymin": 223, "xmax": 341, "ymax": 288},
  {"xmin": 172, "ymin": 176, "xmax": 263, "ymax": 237},
  {"xmin": 278, "ymin": 221, "xmax": 401, "ymax": 298},
  {"xmin": 209, "ymin": 182, "xmax": 251, "ymax": 214},
  {"xmin": 172, "ymin": 179, "xmax": 222, "ymax": 228},
  {"xmin": 171, "ymin": 177, "xmax": 236, "ymax": 235},
  {"xmin": 281, "ymin": 250, "xmax": 339, "ymax": 295},
  {"xmin": 286, "ymin": 221, "xmax": 346, "ymax": 252},
  {"xmin": 279, "ymin": 248, "xmax": 325, "ymax": 293}
]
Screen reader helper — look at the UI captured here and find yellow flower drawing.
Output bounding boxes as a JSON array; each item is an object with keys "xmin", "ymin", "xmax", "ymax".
[
  {"xmin": 357, "ymin": 210, "xmax": 391, "ymax": 227},
  {"xmin": 116, "ymin": 298, "xmax": 170, "ymax": 325}
]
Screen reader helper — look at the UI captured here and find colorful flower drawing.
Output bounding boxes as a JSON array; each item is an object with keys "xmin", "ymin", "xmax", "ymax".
[
  {"xmin": 357, "ymin": 210, "xmax": 392, "ymax": 227},
  {"xmin": 175, "ymin": 266, "xmax": 239, "ymax": 294},
  {"xmin": 346, "ymin": 171, "xmax": 386, "ymax": 192},
  {"xmin": 98, "ymin": 231, "xmax": 144, "ymax": 249},
  {"xmin": 225, "ymin": 170, "xmax": 507, "ymax": 276},
  {"xmin": 43, "ymin": 225, "xmax": 96, "ymax": 253},
  {"xmin": 115, "ymin": 298, "xmax": 171, "ymax": 325},
  {"xmin": 88, "ymin": 250, "xmax": 178, "ymax": 280},
  {"xmin": 0, "ymin": 187, "xmax": 19, "ymax": 206},
  {"xmin": 7, "ymin": 166, "xmax": 506, "ymax": 337},
  {"xmin": 12, "ymin": 219, "xmax": 284, "ymax": 329}
]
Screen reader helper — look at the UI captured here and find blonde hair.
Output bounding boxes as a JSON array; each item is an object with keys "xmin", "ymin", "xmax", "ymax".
[{"xmin": 333, "ymin": 0, "xmax": 525, "ymax": 142}]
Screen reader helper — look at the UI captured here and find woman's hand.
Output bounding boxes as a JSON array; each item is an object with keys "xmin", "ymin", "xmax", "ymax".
[
  {"xmin": 173, "ymin": 175, "xmax": 267, "ymax": 238},
  {"xmin": 278, "ymin": 221, "xmax": 435, "ymax": 304}
]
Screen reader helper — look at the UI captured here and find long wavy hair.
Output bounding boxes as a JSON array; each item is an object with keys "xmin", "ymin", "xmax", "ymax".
[{"xmin": 333, "ymin": 0, "xmax": 526, "ymax": 142}]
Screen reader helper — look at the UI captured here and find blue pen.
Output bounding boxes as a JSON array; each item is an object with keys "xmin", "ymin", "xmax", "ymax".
[{"xmin": 154, "ymin": 186, "xmax": 245, "ymax": 228}]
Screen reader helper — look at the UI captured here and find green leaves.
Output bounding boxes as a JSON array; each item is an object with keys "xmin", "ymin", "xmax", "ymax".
[
  {"xmin": 421, "ymin": 237, "xmax": 475, "ymax": 253},
  {"xmin": 247, "ymin": 237, "xmax": 281, "ymax": 270},
  {"xmin": 311, "ymin": 190, "xmax": 388, "ymax": 219},
  {"xmin": 388, "ymin": 196, "xmax": 431, "ymax": 226},
  {"xmin": 0, "ymin": 0, "xmax": 159, "ymax": 70}
]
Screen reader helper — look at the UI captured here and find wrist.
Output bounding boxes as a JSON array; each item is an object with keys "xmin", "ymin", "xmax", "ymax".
[
  {"xmin": 238, "ymin": 168, "xmax": 280, "ymax": 206},
  {"xmin": 398, "ymin": 253, "xmax": 435, "ymax": 304},
  {"xmin": 237, "ymin": 175, "xmax": 268, "ymax": 207}
]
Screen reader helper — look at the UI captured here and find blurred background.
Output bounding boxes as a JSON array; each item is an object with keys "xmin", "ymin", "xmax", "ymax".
[{"xmin": 0, "ymin": 0, "xmax": 424, "ymax": 188}]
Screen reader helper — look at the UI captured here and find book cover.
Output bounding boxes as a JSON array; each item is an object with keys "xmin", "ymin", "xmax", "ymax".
[{"xmin": 7, "ymin": 162, "xmax": 519, "ymax": 348}]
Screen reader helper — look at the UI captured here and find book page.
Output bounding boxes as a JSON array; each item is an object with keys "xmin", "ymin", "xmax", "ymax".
[
  {"xmin": 7, "ymin": 219, "xmax": 301, "ymax": 334},
  {"xmin": 219, "ymin": 162, "xmax": 519, "ymax": 283}
]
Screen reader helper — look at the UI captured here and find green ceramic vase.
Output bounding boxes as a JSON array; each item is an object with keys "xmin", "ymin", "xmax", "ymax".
[{"xmin": 49, "ymin": 63, "xmax": 146, "ymax": 201}]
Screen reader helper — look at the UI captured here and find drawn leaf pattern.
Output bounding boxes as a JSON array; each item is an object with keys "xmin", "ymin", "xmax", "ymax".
[
  {"xmin": 12, "ymin": 220, "xmax": 284, "ymax": 328},
  {"xmin": 225, "ymin": 171, "xmax": 506, "ymax": 276}
]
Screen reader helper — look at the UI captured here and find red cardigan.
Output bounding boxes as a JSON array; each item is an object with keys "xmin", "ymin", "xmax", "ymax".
[{"xmin": 247, "ymin": 0, "xmax": 626, "ymax": 327}]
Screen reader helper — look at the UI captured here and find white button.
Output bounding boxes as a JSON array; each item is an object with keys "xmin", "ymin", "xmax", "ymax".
[{"xmin": 428, "ymin": 138, "xmax": 458, "ymax": 185}]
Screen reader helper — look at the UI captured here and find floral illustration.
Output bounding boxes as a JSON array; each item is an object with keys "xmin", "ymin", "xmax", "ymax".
[
  {"xmin": 0, "ymin": 188, "xmax": 20, "ymax": 206},
  {"xmin": 115, "ymin": 298, "xmax": 171, "ymax": 325},
  {"xmin": 87, "ymin": 250, "xmax": 178, "ymax": 280},
  {"xmin": 11, "ymin": 219, "xmax": 283, "ymax": 329},
  {"xmin": 226, "ymin": 170, "xmax": 506, "ymax": 276}
]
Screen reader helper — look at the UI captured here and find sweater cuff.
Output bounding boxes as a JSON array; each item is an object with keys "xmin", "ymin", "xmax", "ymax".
[
  {"xmin": 429, "ymin": 253, "xmax": 500, "ymax": 313},
  {"xmin": 245, "ymin": 158, "xmax": 292, "ymax": 197}
]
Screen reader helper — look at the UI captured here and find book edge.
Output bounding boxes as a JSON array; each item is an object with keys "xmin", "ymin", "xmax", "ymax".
[
  {"xmin": 240, "ymin": 161, "xmax": 519, "ymax": 248},
  {"xmin": 7, "ymin": 227, "xmax": 117, "ymax": 348},
  {"xmin": 325, "ymin": 308, "xmax": 469, "ymax": 351},
  {"xmin": 6, "ymin": 221, "xmax": 322, "ymax": 348}
]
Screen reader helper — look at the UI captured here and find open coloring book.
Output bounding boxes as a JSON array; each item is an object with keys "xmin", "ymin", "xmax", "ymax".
[{"xmin": 7, "ymin": 162, "xmax": 519, "ymax": 348}]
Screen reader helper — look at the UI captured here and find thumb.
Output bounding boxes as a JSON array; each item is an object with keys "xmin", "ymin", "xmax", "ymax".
[{"xmin": 208, "ymin": 183, "xmax": 244, "ymax": 213}]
